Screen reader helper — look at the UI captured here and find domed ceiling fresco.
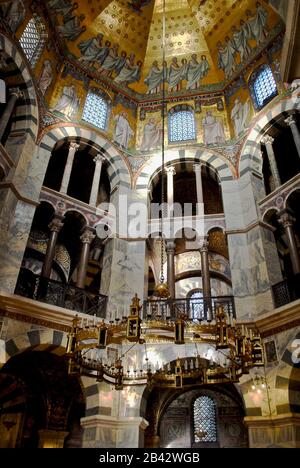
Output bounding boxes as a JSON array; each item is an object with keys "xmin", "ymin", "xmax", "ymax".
[{"xmin": 44, "ymin": 0, "xmax": 284, "ymax": 96}]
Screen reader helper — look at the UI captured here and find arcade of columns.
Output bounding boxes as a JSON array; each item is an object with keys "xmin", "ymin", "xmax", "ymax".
[{"xmin": 1, "ymin": 85, "xmax": 300, "ymax": 298}]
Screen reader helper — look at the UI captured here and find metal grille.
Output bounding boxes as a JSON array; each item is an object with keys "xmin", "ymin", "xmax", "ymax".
[
  {"xmin": 194, "ymin": 396, "xmax": 217, "ymax": 443},
  {"xmin": 19, "ymin": 18, "xmax": 41, "ymax": 64},
  {"xmin": 82, "ymin": 91, "xmax": 108, "ymax": 130},
  {"xmin": 169, "ymin": 110, "xmax": 196, "ymax": 143},
  {"xmin": 190, "ymin": 291, "xmax": 204, "ymax": 320},
  {"xmin": 254, "ymin": 66, "xmax": 277, "ymax": 109}
]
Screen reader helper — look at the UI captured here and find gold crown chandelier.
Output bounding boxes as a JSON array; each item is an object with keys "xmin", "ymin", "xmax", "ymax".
[{"xmin": 65, "ymin": 295, "xmax": 264, "ymax": 390}]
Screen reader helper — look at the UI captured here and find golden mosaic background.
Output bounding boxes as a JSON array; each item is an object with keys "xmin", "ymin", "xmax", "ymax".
[{"xmin": 48, "ymin": 0, "xmax": 282, "ymax": 93}]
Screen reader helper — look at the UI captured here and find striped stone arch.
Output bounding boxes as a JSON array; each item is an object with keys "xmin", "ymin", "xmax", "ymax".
[
  {"xmin": 39, "ymin": 125, "xmax": 131, "ymax": 191},
  {"xmin": 274, "ymin": 330, "xmax": 300, "ymax": 415},
  {"xmin": 239, "ymin": 96, "xmax": 300, "ymax": 177},
  {"xmin": 0, "ymin": 328, "xmax": 97, "ymax": 399},
  {"xmin": 2, "ymin": 329, "xmax": 68, "ymax": 365},
  {"xmin": 134, "ymin": 147, "xmax": 235, "ymax": 195},
  {"xmin": 0, "ymin": 32, "xmax": 39, "ymax": 144}
]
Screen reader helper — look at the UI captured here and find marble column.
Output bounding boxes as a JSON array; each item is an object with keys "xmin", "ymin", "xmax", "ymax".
[
  {"xmin": 278, "ymin": 211, "xmax": 300, "ymax": 275},
  {"xmin": 89, "ymin": 154, "xmax": 105, "ymax": 207},
  {"xmin": 77, "ymin": 229, "xmax": 96, "ymax": 289},
  {"xmin": 285, "ymin": 115, "xmax": 300, "ymax": 159},
  {"xmin": 261, "ymin": 135, "xmax": 281, "ymax": 190},
  {"xmin": 200, "ymin": 239, "xmax": 212, "ymax": 317},
  {"xmin": 166, "ymin": 166, "xmax": 176, "ymax": 210},
  {"xmin": 194, "ymin": 163, "xmax": 204, "ymax": 205},
  {"xmin": 166, "ymin": 241, "xmax": 176, "ymax": 299},
  {"xmin": 60, "ymin": 142, "xmax": 80, "ymax": 194},
  {"xmin": 41, "ymin": 217, "xmax": 64, "ymax": 279},
  {"xmin": 38, "ymin": 430, "xmax": 69, "ymax": 449},
  {"xmin": 0, "ymin": 87, "xmax": 23, "ymax": 142}
]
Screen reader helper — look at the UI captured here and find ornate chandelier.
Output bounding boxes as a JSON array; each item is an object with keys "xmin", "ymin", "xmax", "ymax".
[{"xmin": 65, "ymin": 295, "xmax": 264, "ymax": 390}]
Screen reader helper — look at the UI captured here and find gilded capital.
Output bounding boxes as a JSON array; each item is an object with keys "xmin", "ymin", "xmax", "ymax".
[
  {"xmin": 284, "ymin": 116, "xmax": 296, "ymax": 127},
  {"xmin": 261, "ymin": 135, "xmax": 274, "ymax": 146},
  {"xmin": 199, "ymin": 239, "xmax": 209, "ymax": 253},
  {"xmin": 9, "ymin": 87, "xmax": 23, "ymax": 100},
  {"xmin": 193, "ymin": 163, "xmax": 203, "ymax": 173},
  {"xmin": 166, "ymin": 241, "xmax": 176, "ymax": 254},
  {"xmin": 166, "ymin": 166, "xmax": 176, "ymax": 176},
  {"xmin": 278, "ymin": 212, "xmax": 295, "ymax": 229},
  {"xmin": 80, "ymin": 230, "xmax": 96, "ymax": 245},
  {"xmin": 94, "ymin": 154, "xmax": 105, "ymax": 165},
  {"xmin": 48, "ymin": 218, "xmax": 64, "ymax": 233},
  {"xmin": 69, "ymin": 142, "xmax": 80, "ymax": 152}
]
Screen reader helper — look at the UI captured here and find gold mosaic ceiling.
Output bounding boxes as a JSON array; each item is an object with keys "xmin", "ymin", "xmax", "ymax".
[{"xmin": 48, "ymin": 0, "xmax": 281, "ymax": 93}]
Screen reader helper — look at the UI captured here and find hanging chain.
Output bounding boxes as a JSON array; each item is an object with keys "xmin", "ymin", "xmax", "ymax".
[{"xmin": 160, "ymin": 0, "xmax": 167, "ymax": 284}]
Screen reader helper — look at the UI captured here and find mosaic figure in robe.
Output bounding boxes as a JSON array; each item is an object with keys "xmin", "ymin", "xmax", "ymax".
[
  {"xmin": 144, "ymin": 61, "xmax": 166, "ymax": 94},
  {"xmin": 186, "ymin": 55, "xmax": 210, "ymax": 90},
  {"xmin": 217, "ymin": 37, "xmax": 237, "ymax": 79},
  {"xmin": 114, "ymin": 113, "xmax": 134, "ymax": 149},
  {"xmin": 58, "ymin": 13, "xmax": 86, "ymax": 41},
  {"xmin": 246, "ymin": 2, "xmax": 269, "ymax": 46},
  {"xmin": 100, "ymin": 45, "xmax": 127, "ymax": 78},
  {"xmin": 168, "ymin": 57, "xmax": 188, "ymax": 93}
]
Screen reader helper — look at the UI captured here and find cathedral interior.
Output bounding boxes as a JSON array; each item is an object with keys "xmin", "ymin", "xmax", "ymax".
[{"xmin": 0, "ymin": 0, "xmax": 300, "ymax": 449}]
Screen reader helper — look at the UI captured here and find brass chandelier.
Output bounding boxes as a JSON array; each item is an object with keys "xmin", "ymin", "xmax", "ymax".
[{"xmin": 65, "ymin": 295, "xmax": 264, "ymax": 390}]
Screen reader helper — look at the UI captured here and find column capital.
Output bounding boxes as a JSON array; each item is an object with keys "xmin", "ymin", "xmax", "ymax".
[
  {"xmin": 9, "ymin": 87, "xmax": 23, "ymax": 100},
  {"xmin": 69, "ymin": 142, "xmax": 80, "ymax": 152},
  {"xmin": 166, "ymin": 166, "xmax": 176, "ymax": 176},
  {"xmin": 166, "ymin": 241, "xmax": 176, "ymax": 254},
  {"xmin": 278, "ymin": 211, "xmax": 295, "ymax": 229},
  {"xmin": 81, "ymin": 229, "xmax": 96, "ymax": 245},
  {"xmin": 48, "ymin": 218, "xmax": 64, "ymax": 233},
  {"xmin": 261, "ymin": 135, "xmax": 274, "ymax": 146},
  {"xmin": 284, "ymin": 115, "xmax": 296, "ymax": 127},
  {"xmin": 199, "ymin": 239, "xmax": 209, "ymax": 253},
  {"xmin": 193, "ymin": 163, "xmax": 203, "ymax": 173},
  {"xmin": 94, "ymin": 154, "xmax": 106, "ymax": 165}
]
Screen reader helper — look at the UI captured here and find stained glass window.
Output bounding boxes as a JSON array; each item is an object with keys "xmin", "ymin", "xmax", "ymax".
[
  {"xmin": 190, "ymin": 291, "xmax": 204, "ymax": 321},
  {"xmin": 82, "ymin": 91, "xmax": 108, "ymax": 130},
  {"xmin": 19, "ymin": 17, "xmax": 46, "ymax": 67},
  {"xmin": 169, "ymin": 110, "xmax": 196, "ymax": 143},
  {"xmin": 193, "ymin": 396, "xmax": 217, "ymax": 443},
  {"xmin": 253, "ymin": 66, "xmax": 278, "ymax": 109}
]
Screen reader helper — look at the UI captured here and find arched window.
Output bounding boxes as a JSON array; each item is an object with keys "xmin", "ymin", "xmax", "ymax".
[
  {"xmin": 249, "ymin": 65, "xmax": 278, "ymax": 111},
  {"xmin": 189, "ymin": 290, "xmax": 204, "ymax": 320},
  {"xmin": 169, "ymin": 105, "xmax": 196, "ymax": 143},
  {"xmin": 19, "ymin": 16, "xmax": 47, "ymax": 67},
  {"xmin": 193, "ymin": 396, "xmax": 217, "ymax": 443},
  {"xmin": 82, "ymin": 90, "xmax": 109, "ymax": 131}
]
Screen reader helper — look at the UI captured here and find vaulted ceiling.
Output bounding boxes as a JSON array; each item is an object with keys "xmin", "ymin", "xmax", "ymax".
[{"xmin": 45, "ymin": 0, "xmax": 283, "ymax": 95}]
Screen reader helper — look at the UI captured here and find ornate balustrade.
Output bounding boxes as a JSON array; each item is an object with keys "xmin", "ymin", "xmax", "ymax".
[
  {"xmin": 40, "ymin": 186, "xmax": 111, "ymax": 230},
  {"xmin": 272, "ymin": 275, "xmax": 300, "ymax": 309},
  {"xmin": 143, "ymin": 296, "xmax": 236, "ymax": 322},
  {"xmin": 15, "ymin": 268, "xmax": 107, "ymax": 317},
  {"xmin": 259, "ymin": 173, "xmax": 300, "ymax": 219}
]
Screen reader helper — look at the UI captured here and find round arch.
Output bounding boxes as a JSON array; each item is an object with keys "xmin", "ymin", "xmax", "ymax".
[
  {"xmin": 134, "ymin": 147, "xmax": 235, "ymax": 194},
  {"xmin": 0, "ymin": 328, "xmax": 96, "ymax": 402},
  {"xmin": 239, "ymin": 97, "xmax": 300, "ymax": 178},
  {"xmin": 38, "ymin": 125, "xmax": 131, "ymax": 191},
  {"xmin": 0, "ymin": 32, "xmax": 39, "ymax": 143}
]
